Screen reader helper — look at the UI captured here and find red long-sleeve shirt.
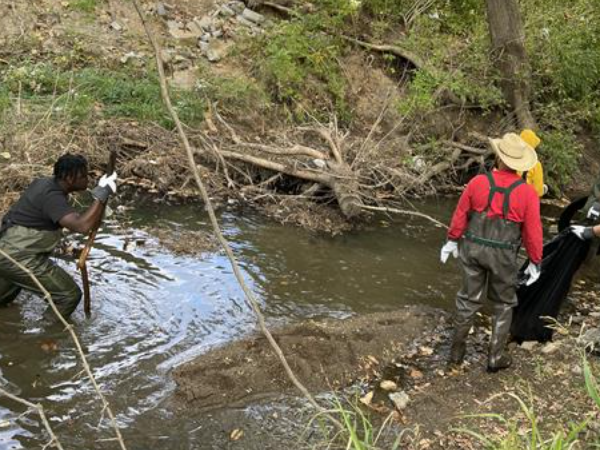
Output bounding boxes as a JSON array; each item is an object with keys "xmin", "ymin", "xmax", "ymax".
[{"xmin": 447, "ymin": 169, "xmax": 543, "ymax": 264}]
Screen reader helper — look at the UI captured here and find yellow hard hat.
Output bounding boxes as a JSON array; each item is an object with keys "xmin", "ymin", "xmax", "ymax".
[{"xmin": 520, "ymin": 129, "xmax": 541, "ymax": 149}]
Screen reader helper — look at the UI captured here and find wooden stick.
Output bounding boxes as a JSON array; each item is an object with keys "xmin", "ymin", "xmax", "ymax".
[
  {"xmin": 77, "ymin": 151, "xmax": 117, "ymax": 317},
  {"xmin": 359, "ymin": 204, "xmax": 449, "ymax": 229},
  {"xmin": 340, "ymin": 35, "xmax": 426, "ymax": 70},
  {"xmin": 442, "ymin": 139, "xmax": 492, "ymax": 156}
]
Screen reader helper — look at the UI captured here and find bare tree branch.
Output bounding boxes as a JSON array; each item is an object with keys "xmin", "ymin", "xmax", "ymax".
[
  {"xmin": 0, "ymin": 387, "xmax": 65, "ymax": 450},
  {"xmin": 359, "ymin": 205, "xmax": 449, "ymax": 229}
]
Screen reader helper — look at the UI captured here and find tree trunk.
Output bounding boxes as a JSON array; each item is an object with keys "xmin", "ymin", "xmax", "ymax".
[
  {"xmin": 216, "ymin": 149, "xmax": 364, "ymax": 218},
  {"xmin": 486, "ymin": 0, "xmax": 537, "ymax": 129},
  {"xmin": 327, "ymin": 162, "xmax": 362, "ymax": 219}
]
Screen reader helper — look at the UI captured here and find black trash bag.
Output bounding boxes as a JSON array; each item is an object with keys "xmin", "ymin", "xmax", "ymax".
[
  {"xmin": 557, "ymin": 196, "xmax": 587, "ymax": 232},
  {"xmin": 511, "ymin": 230, "xmax": 591, "ymax": 343}
]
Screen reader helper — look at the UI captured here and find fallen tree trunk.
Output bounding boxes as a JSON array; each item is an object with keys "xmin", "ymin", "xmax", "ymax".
[
  {"xmin": 217, "ymin": 149, "xmax": 364, "ymax": 218},
  {"xmin": 328, "ymin": 162, "xmax": 363, "ymax": 218},
  {"xmin": 217, "ymin": 149, "xmax": 329, "ymax": 184}
]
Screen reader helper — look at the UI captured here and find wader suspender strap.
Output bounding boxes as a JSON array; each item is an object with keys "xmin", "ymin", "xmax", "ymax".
[
  {"xmin": 485, "ymin": 172, "xmax": 525, "ymax": 218},
  {"xmin": 465, "ymin": 173, "xmax": 525, "ymax": 250}
]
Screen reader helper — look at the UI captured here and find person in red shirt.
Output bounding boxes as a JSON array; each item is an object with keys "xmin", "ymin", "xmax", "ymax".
[{"xmin": 440, "ymin": 132, "xmax": 543, "ymax": 372}]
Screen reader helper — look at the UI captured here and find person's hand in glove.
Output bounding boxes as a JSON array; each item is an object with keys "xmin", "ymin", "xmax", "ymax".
[
  {"xmin": 440, "ymin": 240, "xmax": 458, "ymax": 264},
  {"xmin": 524, "ymin": 261, "xmax": 541, "ymax": 286},
  {"xmin": 570, "ymin": 225, "xmax": 597, "ymax": 240},
  {"xmin": 587, "ymin": 202, "xmax": 600, "ymax": 222},
  {"xmin": 91, "ymin": 172, "xmax": 117, "ymax": 203}
]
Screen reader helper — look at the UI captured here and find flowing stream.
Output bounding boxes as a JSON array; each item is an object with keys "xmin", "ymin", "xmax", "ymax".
[{"xmin": 0, "ymin": 199, "xmax": 475, "ymax": 449}]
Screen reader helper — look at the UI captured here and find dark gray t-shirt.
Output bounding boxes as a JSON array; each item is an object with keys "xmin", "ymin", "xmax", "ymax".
[{"xmin": 1, "ymin": 178, "xmax": 75, "ymax": 232}]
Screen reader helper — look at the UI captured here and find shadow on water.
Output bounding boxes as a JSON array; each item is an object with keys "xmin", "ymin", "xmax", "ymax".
[{"xmin": 0, "ymin": 199, "xmax": 461, "ymax": 449}]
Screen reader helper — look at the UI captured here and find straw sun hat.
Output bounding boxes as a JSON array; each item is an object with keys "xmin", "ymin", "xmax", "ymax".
[{"xmin": 489, "ymin": 132, "xmax": 538, "ymax": 172}]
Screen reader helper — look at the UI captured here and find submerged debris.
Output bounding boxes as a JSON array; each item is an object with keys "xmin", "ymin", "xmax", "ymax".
[{"xmin": 146, "ymin": 227, "xmax": 218, "ymax": 256}]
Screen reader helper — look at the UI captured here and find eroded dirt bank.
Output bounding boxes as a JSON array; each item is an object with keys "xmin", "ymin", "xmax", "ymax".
[{"xmin": 173, "ymin": 305, "xmax": 443, "ymax": 409}]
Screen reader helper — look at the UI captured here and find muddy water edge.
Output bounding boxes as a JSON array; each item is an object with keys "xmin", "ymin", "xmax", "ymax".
[{"xmin": 0, "ymin": 198, "xmax": 564, "ymax": 449}]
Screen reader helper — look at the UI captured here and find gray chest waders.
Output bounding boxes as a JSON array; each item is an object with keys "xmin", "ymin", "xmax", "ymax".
[{"xmin": 450, "ymin": 172, "xmax": 525, "ymax": 371}]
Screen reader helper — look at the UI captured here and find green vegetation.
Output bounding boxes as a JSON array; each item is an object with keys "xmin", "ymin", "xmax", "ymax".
[
  {"xmin": 252, "ymin": 18, "xmax": 349, "ymax": 121},
  {"xmin": 457, "ymin": 352, "xmax": 600, "ymax": 449},
  {"xmin": 0, "ymin": 85, "xmax": 10, "ymax": 117},
  {"xmin": 538, "ymin": 130, "xmax": 581, "ymax": 193},
  {"xmin": 458, "ymin": 393, "xmax": 589, "ymax": 449},
  {"xmin": 69, "ymin": 0, "xmax": 98, "ymax": 13},
  {"xmin": 248, "ymin": 0, "xmax": 597, "ymax": 187},
  {"xmin": 0, "ymin": 63, "xmax": 206, "ymax": 127},
  {"xmin": 309, "ymin": 394, "xmax": 404, "ymax": 449},
  {"xmin": 197, "ymin": 69, "xmax": 270, "ymax": 114},
  {"xmin": 523, "ymin": 0, "xmax": 600, "ymax": 189}
]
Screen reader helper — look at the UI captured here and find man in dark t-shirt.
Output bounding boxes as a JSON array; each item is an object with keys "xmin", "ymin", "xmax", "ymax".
[{"xmin": 0, "ymin": 154, "xmax": 117, "ymax": 321}]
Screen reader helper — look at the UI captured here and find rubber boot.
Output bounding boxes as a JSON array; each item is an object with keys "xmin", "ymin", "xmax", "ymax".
[
  {"xmin": 449, "ymin": 307, "xmax": 477, "ymax": 366},
  {"xmin": 487, "ymin": 304, "xmax": 513, "ymax": 373},
  {"xmin": 449, "ymin": 285, "xmax": 483, "ymax": 366},
  {"xmin": 449, "ymin": 315, "xmax": 471, "ymax": 366}
]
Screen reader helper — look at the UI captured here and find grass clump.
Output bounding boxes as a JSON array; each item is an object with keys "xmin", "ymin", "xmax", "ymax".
[
  {"xmin": 456, "ymin": 350, "xmax": 600, "ymax": 449},
  {"xmin": 249, "ymin": 0, "xmax": 363, "ymax": 122},
  {"xmin": 69, "ymin": 0, "xmax": 98, "ymax": 13},
  {"xmin": 308, "ymin": 394, "xmax": 406, "ymax": 449},
  {"xmin": 0, "ymin": 85, "xmax": 11, "ymax": 118},
  {"xmin": 457, "ymin": 392, "xmax": 588, "ymax": 449},
  {"xmin": 1, "ymin": 63, "xmax": 206, "ymax": 127},
  {"xmin": 198, "ymin": 69, "xmax": 270, "ymax": 114}
]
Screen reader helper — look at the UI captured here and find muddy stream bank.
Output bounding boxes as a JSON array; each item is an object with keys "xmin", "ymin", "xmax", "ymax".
[{"xmin": 0, "ymin": 198, "xmax": 563, "ymax": 449}]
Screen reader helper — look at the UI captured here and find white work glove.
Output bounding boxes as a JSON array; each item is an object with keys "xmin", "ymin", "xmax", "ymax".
[
  {"xmin": 99, "ymin": 172, "xmax": 118, "ymax": 192},
  {"xmin": 587, "ymin": 202, "xmax": 600, "ymax": 221},
  {"xmin": 440, "ymin": 240, "xmax": 458, "ymax": 264},
  {"xmin": 91, "ymin": 172, "xmax": 118, "ymax": 203},
  {"xmin": 570, "ymin": 225, "xmax": 595, "ymax": 240},
  {"xmin": 524, "ymin": 262, "xmax": 541, "ymax": 286}
]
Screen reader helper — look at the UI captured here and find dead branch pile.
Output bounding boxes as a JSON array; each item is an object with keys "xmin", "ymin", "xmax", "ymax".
[
  {"xmin": 0, "ymin": 107, "xmax": 494, "ymax": 228},
  {"xmin": 173, "ymin": 108, "xmax": 495, "ymax": 227}
]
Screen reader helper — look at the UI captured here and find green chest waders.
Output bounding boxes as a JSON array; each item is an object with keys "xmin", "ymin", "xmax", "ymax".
[
  {"xmin": 0, "ymin": 226, "xmax": 82, "ymax": 320},
  {"xmin": 450, "ymin": 173, "xmax": 526, "ymax": 371}
]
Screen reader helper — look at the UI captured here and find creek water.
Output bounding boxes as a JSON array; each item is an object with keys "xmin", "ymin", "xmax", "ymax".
[{"xmin": 0, "ymin": 199, "xmax": 466, "ymax": 449}]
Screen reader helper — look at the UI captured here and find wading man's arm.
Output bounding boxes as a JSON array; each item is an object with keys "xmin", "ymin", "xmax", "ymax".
[{"xmin": 59, "ymin": 201, "xmax": 105, "ymax": 234}]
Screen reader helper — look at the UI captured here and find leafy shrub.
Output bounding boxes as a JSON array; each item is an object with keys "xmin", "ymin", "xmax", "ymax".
[
  {"xmin": 524, "ymin": 0, "xmax": 600, "ymax": 106},
  {"xmin": 539, "ymin": 130, "xmax": 581, "ymax": 192},
  {"xmin": 395, "ymin": 9, "xmax": 503, "ymax": 117},
  {"xmin": 254, "ymin": 19, "xmax": 349, "ymax": 120}
]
